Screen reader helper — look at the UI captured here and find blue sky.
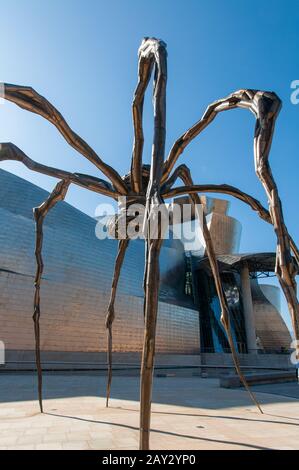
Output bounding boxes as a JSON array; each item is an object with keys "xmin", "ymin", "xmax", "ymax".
[{"xmin": 0, "ymin": 0, "xmax": 298, "ymax": 329}]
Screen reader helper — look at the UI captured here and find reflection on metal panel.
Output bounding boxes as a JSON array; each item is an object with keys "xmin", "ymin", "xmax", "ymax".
[
  {"xmin": 206, "ymin": 212, "xmax": 241, "ymax": 255},
  {"xmin": 251, "ymin": 280, "xmax": 291, "ymax": 351}
]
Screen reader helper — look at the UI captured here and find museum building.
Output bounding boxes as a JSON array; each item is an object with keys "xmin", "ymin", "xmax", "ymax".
[{"xmin": 0, "ymin": 169, "xmax": 291, "ymax": 367}]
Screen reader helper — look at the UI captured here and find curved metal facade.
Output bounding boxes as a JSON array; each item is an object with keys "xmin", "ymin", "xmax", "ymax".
[
  {"xmin": 0, "ymin": 169, "xmax": 200, "ymax": 355},
  {"xmin": 207, "ymin": 211, "xmax": 241, "ymax": 255}
]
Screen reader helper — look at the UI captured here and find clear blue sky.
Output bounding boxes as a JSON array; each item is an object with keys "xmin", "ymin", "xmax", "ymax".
[{"xmin": 0, "ymin": 0, "xmax": 298, "ymax": 330}]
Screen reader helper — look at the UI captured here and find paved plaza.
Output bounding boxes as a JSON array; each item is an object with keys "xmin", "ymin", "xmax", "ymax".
[{"xmin": 0, "ymin": 373, "xmax": 298, "ymax": 450}]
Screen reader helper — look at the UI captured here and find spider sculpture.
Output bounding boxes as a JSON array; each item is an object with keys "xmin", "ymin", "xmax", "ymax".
[{"xmin": 0, "ymin": 37, "xmax": 298, "ymax": 450}]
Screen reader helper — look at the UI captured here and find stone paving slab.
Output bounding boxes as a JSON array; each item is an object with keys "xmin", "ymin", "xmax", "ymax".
[{"xmin": 0, "ymin": 373, "xmax": 298, "ymax": 450}]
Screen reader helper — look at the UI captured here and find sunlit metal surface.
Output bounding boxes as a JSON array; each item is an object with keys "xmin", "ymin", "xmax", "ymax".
[
  {"xmin": 251, "ymin": 280, "xmax": 291, "ymax": 350},
  {"xmin": 0, "ymin": 169, "xmax": 200, "ymax": 354}
]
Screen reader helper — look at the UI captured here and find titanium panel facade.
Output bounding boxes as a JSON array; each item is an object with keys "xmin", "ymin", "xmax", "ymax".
[
  {"xmin": 0, "ymin": 169, "xmax": 200, "ymax": 355},
  {"xmin": 251, "ymin": 281, "xmax": 291, "ymax": 351}
]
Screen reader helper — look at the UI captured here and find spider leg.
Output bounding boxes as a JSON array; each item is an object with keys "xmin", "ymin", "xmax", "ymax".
[
  {"xmin": 252, "ymin": 94, "xmax": 299, "ymax": 351},
  {"xmin": 162, "ymin": 91, "xmax": 242, "ymax": 182},
  {"xmin": 0, "ymin": 84, "xmax": 127, "ymax": 194},
  {"xmin": 162, "ymin": 89, "xmax": 299, "ymax": 352},
  {"xmin": 105, "ymin": 238, "xmax": 129, "ymax": 408},
  {"xmin": 140, "ymin": 236, "xmax": 164, "ymax": 450},
  {"xmin": 165, "ymin": 164, "xmax": 262, "ymax": 412},
  {"xmin": 33, "ymin": 179, "xmax": 70, "ymax": 413},
  {"xmin": 0, "ymin": 143, "xmax": 119, "ymax": 199},
  {"xmin": 163, "ymin": 180, "xmax": 299, "ymax": 358},
  {"xmin": 0, "ymin": 143, "xmax": 125, "ymax": 409},
  {"xmin": 142, "ymin": 240, "xmax": 149, "ymax": 317}
]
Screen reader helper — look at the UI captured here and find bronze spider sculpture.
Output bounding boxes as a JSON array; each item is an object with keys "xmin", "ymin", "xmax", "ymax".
[{"xmin": 0, "ymin": 37, "xmax": 299, "ymax": 450}]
